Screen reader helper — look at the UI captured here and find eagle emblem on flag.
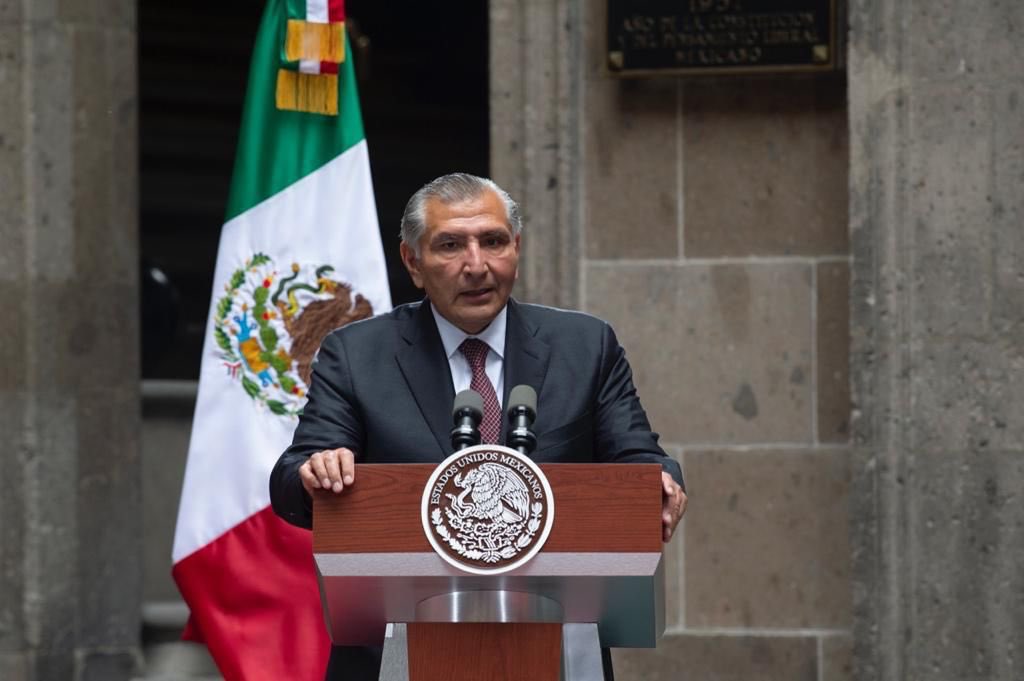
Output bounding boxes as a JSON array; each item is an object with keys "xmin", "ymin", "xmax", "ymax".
[{"xmin": 213, "ymin": 252, "xmax": 373, "ymax": 416}]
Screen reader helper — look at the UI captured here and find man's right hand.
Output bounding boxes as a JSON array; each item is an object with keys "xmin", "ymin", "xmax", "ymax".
[{"xmin": 298, "ymin": 448, "xmax": 356, "ymax": 496}]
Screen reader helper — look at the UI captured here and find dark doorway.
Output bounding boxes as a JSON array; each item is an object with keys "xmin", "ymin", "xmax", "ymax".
[{"xmin": 139, "ymin": 0, "xmax": 490, "ymax": 379}]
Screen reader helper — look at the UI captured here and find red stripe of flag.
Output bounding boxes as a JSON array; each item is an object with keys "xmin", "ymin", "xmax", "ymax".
[{"xmin": 173, "ymin": 507, "xmax": 331, "ymax": 681}]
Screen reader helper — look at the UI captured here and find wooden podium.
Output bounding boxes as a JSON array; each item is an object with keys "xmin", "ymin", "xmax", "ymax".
[{"xmin": 312, "ymin": 462, "xmax": 666, "ymax": 681}]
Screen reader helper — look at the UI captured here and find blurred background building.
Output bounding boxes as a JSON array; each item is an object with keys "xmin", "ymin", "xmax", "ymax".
[{"xmin": 2, "ymin": 0, "xmax": 1021, "ymax": 679}]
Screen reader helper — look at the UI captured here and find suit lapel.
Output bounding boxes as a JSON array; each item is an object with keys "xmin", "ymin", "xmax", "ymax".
[
  {"xmin": 395, "ymin": 301, "xmax": 455, "ymax": 457},
  {"xmin": 501, "ymin": 300, "xmax": 551, "ymax": 443}
]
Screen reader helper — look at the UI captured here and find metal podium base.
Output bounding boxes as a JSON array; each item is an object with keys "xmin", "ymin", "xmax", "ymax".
[
  {"xmin": 379, "ymin": 623, "xmax": 409, "ymax": 681},
  {"xmin": 378, "ymin": 622, "xmax": 605, "ymax": 681},
  {"xmin": 560, "ymin": 623, "xmax": 604, "ymax": 680}
]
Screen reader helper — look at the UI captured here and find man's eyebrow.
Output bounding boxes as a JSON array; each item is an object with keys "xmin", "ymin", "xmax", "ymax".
[{"xmin": 430, "ymin": 231, "xmax": 464, "ymax": 242}]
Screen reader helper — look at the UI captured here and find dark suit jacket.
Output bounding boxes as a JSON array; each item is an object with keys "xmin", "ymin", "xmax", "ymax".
[{"xmin": 269, "ymin": 298, "xmax": 682, "ymax": 680}]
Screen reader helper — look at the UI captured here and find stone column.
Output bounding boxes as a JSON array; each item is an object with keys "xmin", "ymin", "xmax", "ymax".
[
  {"xmin": 0, "ymin": 0, "xmax": 141, "ymax": 679},
  {"xmin": 490, "ymin": 0, "xmax": 583, "ymax": 309},
  {"xmin": 848, "ymin": 0, "xmax": 1024, "ymax": 679}
]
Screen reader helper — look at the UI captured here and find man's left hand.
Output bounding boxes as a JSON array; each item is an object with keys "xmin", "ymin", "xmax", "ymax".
[{"xmin": 661, "ymin": 471, "xmax": 687, "ymax": 543}]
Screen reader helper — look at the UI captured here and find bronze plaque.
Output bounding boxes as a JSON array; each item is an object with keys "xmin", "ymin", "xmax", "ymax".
[{"xmin": 608, "ymin": 0, "xmax": 838, "ymax": 76}]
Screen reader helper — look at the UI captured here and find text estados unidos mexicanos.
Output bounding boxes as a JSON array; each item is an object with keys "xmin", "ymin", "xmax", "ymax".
[{"xmin": 430, "ymin": 451, "xmax": 545, "ymax": 505}]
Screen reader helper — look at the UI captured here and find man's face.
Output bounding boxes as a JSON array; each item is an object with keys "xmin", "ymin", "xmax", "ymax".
[{"xmin": 400, "ymin": 189, "xmax": 520, "ymax": 334}]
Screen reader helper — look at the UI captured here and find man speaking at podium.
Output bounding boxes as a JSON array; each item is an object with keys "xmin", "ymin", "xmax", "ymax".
[{"xmin": 270, "ymin": 173, "xmax": 687, "ymax": 680}]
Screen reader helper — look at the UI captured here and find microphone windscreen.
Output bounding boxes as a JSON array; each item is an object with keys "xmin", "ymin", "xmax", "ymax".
[
  {"xmin": 453, "ymin": 388, "xmax": 484, "ymax": 418},
  {"xmin": 507, "ymin": 384, "xmax": 537, "ymax": 416}
]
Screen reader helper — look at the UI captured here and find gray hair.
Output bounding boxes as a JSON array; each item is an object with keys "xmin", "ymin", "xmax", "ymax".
[{"xmin": 400, "ymin": 173, "xmax": 522, "ymax": 253}]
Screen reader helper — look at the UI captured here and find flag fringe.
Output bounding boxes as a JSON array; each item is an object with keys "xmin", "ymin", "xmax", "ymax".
[
  {"xmin": 276, "ymin": 69, "xmax": 339, "ymax": 116},
  {"xmin": 285, "ymin": 19, "xmax": 346, "ymax": 63}
]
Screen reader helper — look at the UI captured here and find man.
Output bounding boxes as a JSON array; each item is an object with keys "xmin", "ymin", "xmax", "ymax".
[{"xmin": 271, "ymin": 173, "xmax": 687, "ymax": 680}]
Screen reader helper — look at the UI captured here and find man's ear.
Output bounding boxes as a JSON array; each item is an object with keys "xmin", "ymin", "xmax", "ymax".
[{"xmin": 399, "ymin": 241, "xmax": 424, "ymax": 289}]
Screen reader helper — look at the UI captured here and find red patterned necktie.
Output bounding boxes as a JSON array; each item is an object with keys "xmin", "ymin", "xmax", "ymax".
[{"xmin": 459, "ymin": 338, "xmax": 501, "ymax": 444}]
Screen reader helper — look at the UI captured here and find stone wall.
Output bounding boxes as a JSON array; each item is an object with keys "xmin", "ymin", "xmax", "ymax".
[
  {"xmin": 0, "ymin": 0, "xmax": 141, "ymax": 679},
  {"xmin": 141, "ymin": 385, "xmax": 196, "ymax": 604},
  {"xmin": 848, "ymin": 0, "xmax": 1024, "ymax": 679},
  {"xmin": 492, "ymin": 1, "xmax": 853, "ymax": 678}
]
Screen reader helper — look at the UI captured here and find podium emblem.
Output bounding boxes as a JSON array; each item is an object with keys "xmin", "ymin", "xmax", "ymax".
[{"xmin": 421, "ymin": 445, "xmax": 555, "ymax": 575}]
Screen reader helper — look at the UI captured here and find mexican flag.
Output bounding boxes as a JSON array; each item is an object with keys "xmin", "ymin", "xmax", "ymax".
[{"xmin": 171, "ymin": 1, "xmax": 391, "ymax": 679}]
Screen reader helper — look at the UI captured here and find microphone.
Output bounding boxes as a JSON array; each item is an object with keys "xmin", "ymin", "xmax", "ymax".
[
  {"xmin": 505, "ymin": 385, "xmax": 538, "ymax": 455},
  {"xmin": 450, "ymin": 389, "xmax": 484, "ymax": 451}
]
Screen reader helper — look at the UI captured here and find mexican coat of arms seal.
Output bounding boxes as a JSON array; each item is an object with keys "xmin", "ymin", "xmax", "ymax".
[
  {"xmin": 421, "ymin": 445, "xmax": 555, "ymax": 575},
  {"xmin": 212, "ymin": 252, "xmax": 373, "ymax": 417}
]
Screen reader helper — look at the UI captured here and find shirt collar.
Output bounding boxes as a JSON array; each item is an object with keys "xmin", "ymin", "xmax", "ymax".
[{"xmin": 431, "ymin": 302, "xmax": 507, "ymax": 361}]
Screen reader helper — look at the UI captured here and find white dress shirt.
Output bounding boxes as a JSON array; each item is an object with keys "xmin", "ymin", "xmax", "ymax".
[{"xmin": 431, "ymin": 303, "xmax": 507, "ymax": 409}]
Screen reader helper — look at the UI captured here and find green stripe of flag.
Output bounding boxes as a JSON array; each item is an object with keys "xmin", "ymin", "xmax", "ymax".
[{"xmin": 225, "ymin": 0, "xmax": 365, "ymax": 221}]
